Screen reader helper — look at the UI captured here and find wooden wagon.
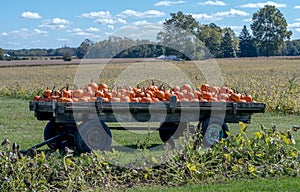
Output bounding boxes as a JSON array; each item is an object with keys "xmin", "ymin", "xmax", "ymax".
[{"xmin": 29, "ymin": 96, "xmax": 266, "ymax": 153}]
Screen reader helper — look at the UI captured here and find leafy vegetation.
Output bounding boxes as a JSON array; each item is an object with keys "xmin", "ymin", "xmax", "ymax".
[{"xmin": 0, "ymin": 118, "xmax": 299, "ymax": 191}]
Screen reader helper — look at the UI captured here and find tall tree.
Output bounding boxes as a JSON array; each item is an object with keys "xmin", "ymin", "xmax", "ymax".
[
  {"xmin": 157, "ymin": 11, "xmax": 205, "ymax": 60},
  {"xmin": 221, "ymin": 28, "xmax": 236, "ymax": 58},
  {"xmin": 251, "ymin": 5, "xmax": 292, "ymax": 56},
  {"xmin": 0, "ymin": 48, "xmax": 3, "ymax": 60},
  {"xmin": 198, "ymin": 23, "xmax": 223, "ymax": 58},
  {"xmin": 164, "ymin": 11, "xmax": 199, "ymax": 36},
  {"xmin": 239, "ymin": 25, "xmax": 257, "ymax": 57},
  {"xmin": 76, "ymin": 39, "xmax": 93, "ymax": 59}
]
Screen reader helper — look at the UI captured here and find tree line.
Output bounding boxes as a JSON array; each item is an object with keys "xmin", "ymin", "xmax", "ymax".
[{"xmin": 1, "ymin": 5, "xmax": 300, "ymax": 60}]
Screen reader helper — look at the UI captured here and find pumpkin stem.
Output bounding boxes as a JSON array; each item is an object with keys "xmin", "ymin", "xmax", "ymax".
[
  {"xmin": 60, "ymin": 86, "xmax": 66, "ymax": 92},
  {"xmin": 51, "ymin": 86, "xmax": 56, "ymax": 96}
]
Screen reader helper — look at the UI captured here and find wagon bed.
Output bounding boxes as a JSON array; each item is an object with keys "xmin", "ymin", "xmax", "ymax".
[{"xmin": 28, "ymin": 96, "xmax": 266, "ymax": 152}]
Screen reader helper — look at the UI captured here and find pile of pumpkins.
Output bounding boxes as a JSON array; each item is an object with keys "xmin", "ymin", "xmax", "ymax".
[{"xmin": 33, "ymin": 82, "xmax": 254, "ymax": 103}]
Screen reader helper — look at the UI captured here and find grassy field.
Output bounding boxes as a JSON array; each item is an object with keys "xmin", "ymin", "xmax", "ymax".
[
  {"xmin": 0, "ymin": 96, "xmax": 300, "ymax": 191},
  {"xmin": 132, "ymin": 177, "xmax": 300, "ymax": 192},
  {"xmin": 0, "ymin": 58, "xmax": 299, "ymax": 191}
]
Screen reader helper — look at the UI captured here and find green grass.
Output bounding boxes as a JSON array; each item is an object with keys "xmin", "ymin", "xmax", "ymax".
[
  {"xmin": 1, "ymin": 96, "xmax": 300, "ymax": 191},
  {"xmin": 131, "ymin": 177, "xmax": 300, "ymax": 192}
]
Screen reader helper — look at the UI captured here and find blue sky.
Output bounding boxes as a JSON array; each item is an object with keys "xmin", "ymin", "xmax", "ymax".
[{"xmin": 1, "ymin": 0, "xmax": 300, "ymax": 49}]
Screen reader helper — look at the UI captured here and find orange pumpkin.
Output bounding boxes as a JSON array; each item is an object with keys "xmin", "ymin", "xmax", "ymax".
[
  {"xmin": 131, "ymin": 97, "xmax": 140, "ymax": 103},
  {"xmin": 95, "ymin": 90, "xmax": 104, "ymax": 97},
  {"xmin": 88, "ymin": 82, "xmax": 99, "ymax": 92},
  {"xmin": 181, "ymin": 84, "xmax": 193, "ymax": 92},
  {"xmin": 120, "ymin": 96, "xmax": 131, "ymax": 102},
  {"xmin": 33, "ymin": 95, "xmax": 41, "ymax": 101},
  {"xmin": 73, "ymin": 89, "xmax": 84, "ymax": 98},
  {"xmin": 200, "ymin": 84, "xmax": 209, "ymax": 92},
  {"xmin": 173, "ymin": 85, "xmax": 180, "ymax": 92},
  {"xmin": 99, "ymin": 83, "xmax": 108, "ymax": 91},
  {"xmin": 141, "ymin": 97, "xmax": 153, "ymax": 103},
  {"xmin": 154, "ymin": 90, "xmax": 165, "ymax": 100},
  {"xmin": 43, "ymin": 88, "xmax": 52, "ymax": 98},
  {"xmin": 230, "ymin": 93, "xmax": 242, "ymax": 102}
]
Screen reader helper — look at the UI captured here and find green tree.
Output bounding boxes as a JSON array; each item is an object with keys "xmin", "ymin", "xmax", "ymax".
[
  {"xmin": 0, "ymin": 48, "xmax": 4, "ymax": 60},
  {"xmin": 164, "ymin": 11, "xmax": 199, "ymax": 36},
  {"xmin": 251, "ymin": 5, "xmax": 292, "ymax": 56},
  {"xmin": 221, "ymin": 28, "xmax": 236, "ymax": 58},
  {"xmin": 285, "ymin": 40, "xmax": 300, "ymax": 56},
  {"xmin": 157, "ymin": 12, "xmax": 207, "ymax": 60},
  {"xmin": 239, "ymin": 25, "xmax": 257, "ymax": 57},
  {"xmin": 198, "ymin": 23, "xmax": 223, "ymax": 58},
  {"xmin": 76, "ymin": 39, "xmax": 93, "ymax": 59}
]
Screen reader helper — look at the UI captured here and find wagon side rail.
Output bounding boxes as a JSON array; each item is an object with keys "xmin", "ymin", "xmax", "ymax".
[{"xmin": 29, "ymin": 96, "xmax": 266, "ymax": 124}]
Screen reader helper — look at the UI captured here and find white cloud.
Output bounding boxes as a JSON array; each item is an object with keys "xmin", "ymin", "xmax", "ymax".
[
  {"xmin": 295, "ymin": 6, "xmax": 300, "ymax": 9},
  {"xmin": 57, "ymin": 38, "xmax": 70, "ymax": 43},
  {"xmin": 52, "ymin": 18, "xmax": 70, "ymax": 25},
  {"xmin": 118, "ymin": 9, "xmax": 165, "ymax": 18},
  {"xmin": 243, "ymin": 18, "xmax": 252, "ymax": 22},
  {"xmin": 86, "ymin": 27, "xmax": 100, "ymax": 32},
  {"xmin": 193, "ymin": 9, "xmax": 248, "ymax": 21},
  {"xmin": 73, "ymin": 28, "xmax": 83, "ymax": 32},
  {"xmin": 289, "ymin": 22, "xmax": 300, "ymax": 28},
  {"xmin": 1, "ymin": 32, "xmax": 8, "ymax": 36},
  {"xmin": 107, "ymin": 25, "xmax": 114, "ymax": 30},
  {"xmin": 73, "ymin": 31, "xmax": 101, "ymax": 38},
  {"xmin": 81, "ymin": 11, "xmax": 111, "ymax": 19},
  {"xmin": 154, "ymin": 1, "xmax": 185, "ymax": 6},
  {"xmin": 39, "ymin": 18, "xmax": 71, "ymax": 29},
  {"xmin": 133, "ymin": 20, "xmax": 151, "ymax": 25},
  {"xmin": 2, "ymin": 28, "xmax": 48, "ymax": 39},
  {"xmin": 21, "ymin": 11, "xmax": 42, "ymax": 19},
  {"xmin": 96, "ymin": 18, "xmax": 127, "ymax": 25},
  {"xmin": 222, "ymin": 25, "xmax": 243, "ymax": 34},
  {"xmin": 215, "ymin": 9, "xmax": 249, "ymax": 17},
  {"xmin": 198, "ymin": 1, "xmax": 226, "ymax": 6},
  {"xmin": 296, "ymin": 18, "xmax": 300, "ymax": 21},
  {"xmin": 193, "ymin": 13, "xmax": 215, "ymax": 20},
  {"xmin": 288, "ymin": 22, "xmax": 300, "ymax": 35},
  {"xmin": 81, "ymin": 10, "xmax": 126, "ymax": 27},
  {"xmin": 33, "ymin": 29, "xmax": 47, "ymax": 35},
  {"xmin": 113, "ymin": 24, "xmax": 163, "ymax": 41},
  {"xmin": 240, "ymin": 1, "xmax": 286, "ymax": 8}
]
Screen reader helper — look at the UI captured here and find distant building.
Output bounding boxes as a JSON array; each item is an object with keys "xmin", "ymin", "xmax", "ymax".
[{"xmin": 156, "ymin": 55, "xmax": 181, "ymax": 61}]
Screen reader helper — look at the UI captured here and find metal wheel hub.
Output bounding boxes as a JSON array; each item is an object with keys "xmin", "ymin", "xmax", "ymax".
[{"xmin": 205, "ymin": 124, "xmax": 223, "ymax": 146}]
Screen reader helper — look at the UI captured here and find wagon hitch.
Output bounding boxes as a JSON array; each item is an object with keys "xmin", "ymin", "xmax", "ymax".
[{"xmin": 21, "ymin": 133, "xmax": 65, "ymax": 155}]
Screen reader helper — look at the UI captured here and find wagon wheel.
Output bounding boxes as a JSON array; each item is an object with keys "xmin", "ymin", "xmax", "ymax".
[
  {"xmin": 200, "ymin": 118, "xmax": 228, "ymax": 147},
  {"xmin": 75, "ymin": 120, "xmax": 112, "ymax": 153},
  {"xmin": 158, "ymin": 122, "xmax": 189, "ymax": 146},
  {"xmin": 44, "ymin": 121, "xmax": 76, "ymax": 150}
]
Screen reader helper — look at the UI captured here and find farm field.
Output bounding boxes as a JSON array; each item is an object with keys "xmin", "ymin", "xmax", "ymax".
[
  {"xmin": 0, "ymin": 58, "xmax": 299, "ymax": 112},
  {"xmin": 0, "ymin": 58, "xmax": 300, "ymax": 191}
]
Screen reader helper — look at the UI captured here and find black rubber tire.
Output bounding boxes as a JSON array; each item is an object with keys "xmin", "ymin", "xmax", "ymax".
[
  {"xmin": 75, "ymin": 120, "xmax": 112, "ymax": 153},
  {"xmin": 44, "ymin": 121, "xmax": 76, "ymax": 150},
  {"xmin": 158, "ymin": 122, "xmax": 189, "ymax": 145},
  {"xmin": 201, "ymin": 118, "xmax": 228, "ymax": 147}
]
